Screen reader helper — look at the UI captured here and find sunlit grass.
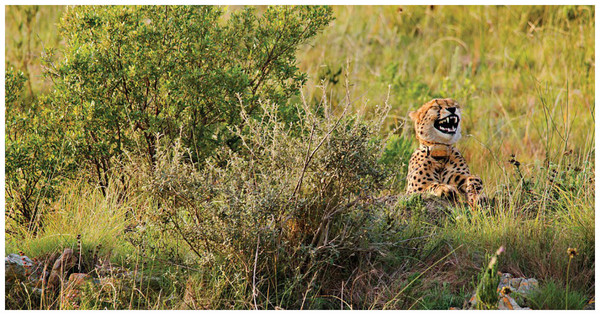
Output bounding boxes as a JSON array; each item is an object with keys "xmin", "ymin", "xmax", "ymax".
[
  {"xmin": 296, "ymin": 5, "xmax": 594, "ymax": 188},
  {"xmin": 5, "ymin": 179, "xmax": 136, "ymax": 260}
]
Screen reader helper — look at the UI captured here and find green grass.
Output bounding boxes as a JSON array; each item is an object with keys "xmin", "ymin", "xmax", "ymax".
[
  {"xmin": 5, "ymin": 5, "xmax": 594, "ymax": 310},
  {"xmin": 296, "ymin": 8, "xmax": 595, "ymax": 305},
  {"xmin": 5, "ymin": 179, "xmax": 134, "ymax": 260},
  {"xmin": 296, "ymin": 5, "xmax": 594, "ymax": 183},
  {"xmin": 528, "ymin": 280, "xmax": 589, "ymax": 310}
]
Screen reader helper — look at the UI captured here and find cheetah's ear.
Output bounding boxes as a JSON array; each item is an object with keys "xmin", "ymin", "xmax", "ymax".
[{"xmin": 409, "ymin": 110, "xmax": 420, "ymax": 121}]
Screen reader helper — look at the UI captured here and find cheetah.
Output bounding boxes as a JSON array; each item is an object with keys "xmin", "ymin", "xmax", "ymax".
[{"xmin": 406, "ymin": 98, "xmax": 485, "ymax": 206}]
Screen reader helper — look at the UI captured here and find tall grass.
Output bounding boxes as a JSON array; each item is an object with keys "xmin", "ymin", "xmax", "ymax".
[
  {"xmin": 5, "ymin": 179, "xmax": 136, "ymax": 259},
  {"xmin": 297, "ymin": 5, "xmax": 594, "ymax": 186}
]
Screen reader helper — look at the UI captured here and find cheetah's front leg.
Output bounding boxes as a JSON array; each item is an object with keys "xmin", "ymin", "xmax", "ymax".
[
  {"xmin": 406, "ymin": 148, "xmax": 459, "ymax": 201},
  {"xmin": 465, "ymin": 176, "xmax": 487, "ymax": 207},
  {"xmin": 406, "ymin": 166, "xmax": 459, "ymax": 200},
  {"xmin": 426, "ymin": 183, "xmax": 459, "ymax": 200}
]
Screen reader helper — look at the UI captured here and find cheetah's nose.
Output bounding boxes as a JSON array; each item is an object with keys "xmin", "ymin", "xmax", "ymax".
[{"xmin": 447, "ymin": 107, "xmax": 456, "ymax": 114}]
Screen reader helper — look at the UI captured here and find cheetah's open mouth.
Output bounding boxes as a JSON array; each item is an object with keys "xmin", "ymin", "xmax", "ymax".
[{"xmin": 434, "ymin": 114, "xmax": 460, "ymax": 134}]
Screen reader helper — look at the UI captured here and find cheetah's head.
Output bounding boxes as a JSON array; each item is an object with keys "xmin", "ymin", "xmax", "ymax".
[{"xmin": 409, "ymin": 98, "xmax": 462, "ymax": 145}]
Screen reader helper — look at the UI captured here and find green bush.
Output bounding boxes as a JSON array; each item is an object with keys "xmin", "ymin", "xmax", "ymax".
[
  {"xmin": 5, "ymin": 66, "xmax": 76, "ymax": 230},
  {"xmin": 42, "ymin": 5, "xmax": 333, "ymax": 190},
  {"xmin": 134, "ymin": 88, "xmax": 396, "ymax": 308},
  {"xmin": 379, "ymin": 134, "xmax": 414, "ymax": 191}
]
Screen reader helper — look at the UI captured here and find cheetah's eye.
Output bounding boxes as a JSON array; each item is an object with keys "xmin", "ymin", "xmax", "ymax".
[{"xmin": 428, "ymin": 105, "xmax": 439, "ymax": 112}]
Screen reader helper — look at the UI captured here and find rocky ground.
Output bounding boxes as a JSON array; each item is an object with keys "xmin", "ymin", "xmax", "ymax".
[
  {"xmin": 459, "ymin": 273, "xmax": 539, "ymax": 310},
  {"xmin": 6, "ymin": 249, "xmax": 595, "ymax": 310},
  {"xmin": 5, "ymin": 249, "xmax": 165, "ymax": 309}
]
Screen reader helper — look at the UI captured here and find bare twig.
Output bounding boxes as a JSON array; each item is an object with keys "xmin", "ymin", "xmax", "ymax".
[
  {"xmin": 341, "ymin": 280, "xmax": 345, "ymax": 310},
  {"xmin": 252, "ymin": 235, "xmax": 260, "ymax": 310},
  {"xmin": 138, "ymin": 254, "xmax": 201, "ymax": 271},
  {"xmin": 300, "ymin": 271, "xmax": 319, "ymax": 310},
  {"xmin": 291, "ymin": 70, "xmax": 358, "ymax": 198}
]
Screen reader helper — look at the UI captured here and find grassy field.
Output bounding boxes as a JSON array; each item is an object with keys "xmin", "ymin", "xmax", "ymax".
[
  {"xmin": 5, "ymin": 5, "xmax": 595, "ymax": 310},
  {"xmin": 297, "ymin": 5, "xmax": 594, "ymax": 180}
]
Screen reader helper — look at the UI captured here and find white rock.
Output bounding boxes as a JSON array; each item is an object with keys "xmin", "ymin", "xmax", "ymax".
[{"xmin": 5, "ymin": 254, "xmax": 34, "ymax": 282}]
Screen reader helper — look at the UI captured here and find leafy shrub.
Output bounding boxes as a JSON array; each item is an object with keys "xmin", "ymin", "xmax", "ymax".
[
  {"xmin": 42, "ymin": 5, "xmax": 334, "ymax": 190},
  {"xmin": 5, "ymin": 66, "xmax": 76, "ymax": 230},
  {"xmin": 379, "ymin": 134, "xmax": 416, "ymax": 191},
  {"xmin": 132, "ymin": 85, "xmax": 401, "ymax": 308}
]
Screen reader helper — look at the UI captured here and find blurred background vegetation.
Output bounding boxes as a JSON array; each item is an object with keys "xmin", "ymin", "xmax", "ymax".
[
  {"xmin": 6, "ymin": 5, "xmax": 595, "ymax": 186},
  {"xmin": 297, "ymin": 5, "xmax": 594, "ymax": 180},
  {"xmin": 4, "ymin": 5, "xmax": 595, "ymax": 310}
]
